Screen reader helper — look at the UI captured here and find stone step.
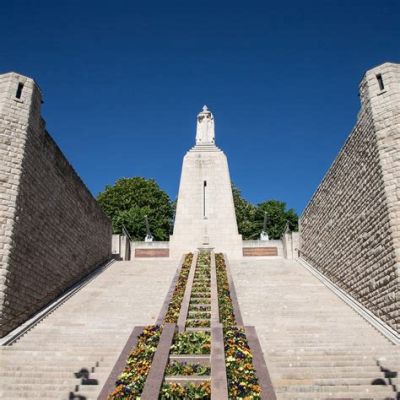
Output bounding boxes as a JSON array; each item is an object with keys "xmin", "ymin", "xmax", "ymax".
[
  {"xmin": 164, "ymin": 375, "xmax": 211, "ymax": 384},
  {"xmin": 0, "ymin": 373, "xmax": 107, "ymax": 384},
  {"xmin": 1, "ymin": 360, "xmax": 114, "ymax": 368},
  {"xmin": 276, "ymin": 392, "xmax": 395, "ymax": 400},
  {"xmin": 274, "ymin": 377, "xmax": 390, "ymax": 386},
  {"xmin": 1, "ymin": 347, "xmax": 117, "ymax": 353},
  {"xmin": 185, "ymin": 327, "xmax": 211, "ymax": 332},
  {"xmin": 271, "ymin": 366, "xmax": 390, "ymax": 374},
  {"xmin": 267, "ymin": 347, "xmax": 395, "ymax": 355},
  {"xmin": 0, "ymin": 366, "xmax": 110, "ymax": 374},
  {"xmin": 0, "ymin": 369, "xmax": 108, "ymax": 378},
  {"xmin": 267, "ymin": 354, "xmax": 383, "ymax": 362},
  {"xmin": 275, "ymin": 384, "xmax": 395, "ymax": 393},
  {"xmin": 266, "ymin": 345, "xmax": 394, "ymax": 352},
  {"xmin": 2, "ymin": 347, "xmax": 119, "ymax": 353},
  {"xmin": 271, "ymin": 360, "xmax": 384, "ymax": 367},
  {"xmin": 274, "ymin": 370, "xmax": 387, "ymax": 379},
  {"xmin": 169, "ymin": 354, "xmax": 210, "ymax": 366},
  {"xmin": 1, "ymin": 353, "xmax": 111, "ymax": 360},
  {"xmin": 188, "ymin": 304, "xmax": 211, "ymax": 309},
  {"xmin": 0, "ymin": 383, "xmax": 99, "ymax": 392}
]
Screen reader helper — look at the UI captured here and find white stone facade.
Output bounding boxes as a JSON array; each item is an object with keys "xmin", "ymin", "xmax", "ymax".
[
  {"xmin": 300, "ymin": 63, "xmax": 400, "ymax": 333},
  {"xmin": 170, "ymin": 108, "xmax": 242, "ymax": 259}
]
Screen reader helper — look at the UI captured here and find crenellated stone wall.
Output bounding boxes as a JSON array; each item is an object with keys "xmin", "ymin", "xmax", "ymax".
[
  {"xmin": 0, "ymin": 72, "xmax": 111, "ymax": 337},
  {"xmin": 300, "ymin": 63, "xmax": 400, "ymax": 333}
]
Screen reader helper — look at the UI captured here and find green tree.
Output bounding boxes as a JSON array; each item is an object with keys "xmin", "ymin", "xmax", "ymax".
[
  {"xmin": 232, "ymin": 184, "xmax": 299, "ymax": 240},
  {"xmin": 231, "ymin": 185, "xmax": 257, "ymax": 240},
  {"xmin": 97, "ymin": 177, "xmax": 173, "ymax": 241},
  {"xmin": 254, "ymin": 200, "xmax": 299, "ymax": 239}
]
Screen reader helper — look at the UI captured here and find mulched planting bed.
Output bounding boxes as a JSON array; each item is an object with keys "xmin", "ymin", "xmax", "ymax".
[
  {"xmin": 188, "ymin": 311, "xmax": 211, "ymax": 319},
  {"xmin": 165, "ymin": 361, "xmax": 211, "ymax": 376},
  {"xmin": 185, "ymin": 319, "xmax": 211, "ymax": 328},
  {"xmin": 170, "ymin": 331, "xmax": 211, "ymax": 355},
  {"xmin": 164, "ymin": 254, "xmax": 193, "ymax": 323},
  {"xmin": 215, "ymin": 253, "xmax": 262, "ymax": 399},
  {"xmin": 109, "ymin": 325, "xmax": 161, "ymax": 399},
  {"xmin": 160, "ymin": 382, "xmax": 211, "ymax": 399},
  {"xmin": 190, "ymin": 298, "xmax": 211, "ymax": 304},
  {"xmin": 189, "ymin": 305, "xmax": 210, "ymax": 311}
]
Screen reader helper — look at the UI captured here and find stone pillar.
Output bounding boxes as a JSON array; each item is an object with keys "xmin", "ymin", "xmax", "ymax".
[{"xmin": 282, "ymin": 232, "xmax": 299, "ymax": 260}]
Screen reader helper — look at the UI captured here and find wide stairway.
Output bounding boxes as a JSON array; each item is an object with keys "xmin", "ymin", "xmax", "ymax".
[
  {"xmin": 230, "ymin": 258, "xmax": 399, "ymax": 400},
  {"xmin": 0, "ymin": 259, "xmax": 177, "ymax": 399}
]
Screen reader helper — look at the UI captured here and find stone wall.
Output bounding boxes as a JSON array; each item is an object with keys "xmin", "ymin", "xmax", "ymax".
[
  {"xmin": 0, "ymin": 72, "xmax": 111, "ymax": 337},
  {"xmin": 300, "ymin": 63, "xmax": 400, "ymax": 333}
]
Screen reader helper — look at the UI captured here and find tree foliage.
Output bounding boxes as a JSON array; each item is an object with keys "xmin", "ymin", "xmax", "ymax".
[
  {"xmin": 232, "ymin": 186, "xmax": 257, "ymax": 239},
  {"xmin": 232, "ymin": 185, "xmax": 298, "ymax": 240},
  {"xmin": 97, "ymin": 177, "xmax": 297, "ymax": 242},
  {"xmin": 97, "ymin": 177, "xmax": 173, "ymax": 241}
]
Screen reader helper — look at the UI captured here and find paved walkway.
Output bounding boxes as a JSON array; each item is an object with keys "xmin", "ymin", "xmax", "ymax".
[
  {"xmin": 230, "ymin": 258, "xmax": 398, "ymax": 399},
  {"xmin": 0, "ymin": 258, "xmax": 177, "ymax": 399}
]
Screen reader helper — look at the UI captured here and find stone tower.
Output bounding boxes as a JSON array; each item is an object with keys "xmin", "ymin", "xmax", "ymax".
[
  {"xmin": 169, "ymin": 106, "xmax": 242, "ymax": 259},
  {"xmin": 0, "ymin": 73, "xmax": 111, "ymax": 337},
  {"xmin": 300, "ymin": 62, "xmax": 400, "ymax": 333}
]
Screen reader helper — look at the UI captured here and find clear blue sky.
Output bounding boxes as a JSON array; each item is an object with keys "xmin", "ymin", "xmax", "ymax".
[{"xmin": 1, "ymin": 1, "xmax": 399, "ymax": 214}]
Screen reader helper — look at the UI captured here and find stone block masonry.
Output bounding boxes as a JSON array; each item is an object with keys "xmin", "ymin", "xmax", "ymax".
[
  {"xmin": 0, "ymin": 72, "xmax": 112, "ymax": 337},
  {"xmin": 300, "ymin": 62, "xmax": 400, "ymax": 333}
]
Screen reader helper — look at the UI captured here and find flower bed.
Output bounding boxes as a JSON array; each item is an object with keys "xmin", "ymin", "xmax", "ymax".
[
  {"xmin": 215, "ymin": 253, "xmax": 262, "ymax": 399},
  {"xmin": 109, "ymin": 325, "xmax": 161, "ymax": 399},
  {"xmin": 190, "ymin": 298, "xmax": 211, "ymax": 305},
  {"xmin": 164, "ymin": 253, "xmax": 193, "ymax": 323},
  {"xmin": 186, "ymin": 319, "xmax": 211, "ymax": 328},
  {"xmin": 215, "ymin": 253, "xmax": 236, "ymax": 327},
  {"xmin": 170, "ymin": 331, "xmax": 211, "ymax": 355},
  {"xmin": 189, "ymin": 305, "xmax": 210, "ymax": 312},
  {"xmin": 160, "ymin": 382, "xmax": 211, "ymax": 399},
  {"xmin": 188, "ymin": 311, "xmax": 211, "ymax": 319},
  {"xmin": 165, "ymin": 361, "xmax": 210, "ymax": 376},
  {"xmin": 224, "ymin": 327, "xmax": 261, "ymax": 399}
]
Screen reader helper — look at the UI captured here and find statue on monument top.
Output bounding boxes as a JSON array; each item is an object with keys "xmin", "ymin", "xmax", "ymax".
[{"xmin": 196, "ymin": 105, "xmax": 215, "ymax": 145}]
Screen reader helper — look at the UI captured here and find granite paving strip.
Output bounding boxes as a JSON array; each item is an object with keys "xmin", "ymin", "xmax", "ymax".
[
  {"xmin": 141, "ymin": 323, "xmax": 176, "ymax": 400},
  {"xmin": 211, "ymin": 323, "xmax": 229, "ymax": 399},
  {"xmin": 245, "ymin": 325, "xmax": 277, "ymax": 400}
]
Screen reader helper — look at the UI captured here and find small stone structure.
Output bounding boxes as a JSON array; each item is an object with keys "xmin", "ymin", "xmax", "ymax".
[
  {"xmin": 300, "ymin": 62, "xmax": 400, "ymax": 333},
  {"xmin": 0, "ymin": 72, "xmax": 111, "ymax": 337},
  {"xmin": 170, "ymin": 106, "xmax": 242, "ymax": 259}
]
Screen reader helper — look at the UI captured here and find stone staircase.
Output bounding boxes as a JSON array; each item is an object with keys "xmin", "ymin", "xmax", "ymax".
[
  {"xmin": 0, "ymin": 259, "xmax": 177, "ymax": 399},
  {"xmin": 230, "ymin": 258, "xmax": 399, "ymax": 400}
]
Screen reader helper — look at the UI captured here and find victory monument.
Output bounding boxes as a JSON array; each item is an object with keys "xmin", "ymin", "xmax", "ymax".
[
  {"xmin": 0, "ymin": 63, "xmax": 399, "ymax": 399},
  {"xmin": 170, "ymin": 105, "xmax": 242, "ymax": 259}
]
